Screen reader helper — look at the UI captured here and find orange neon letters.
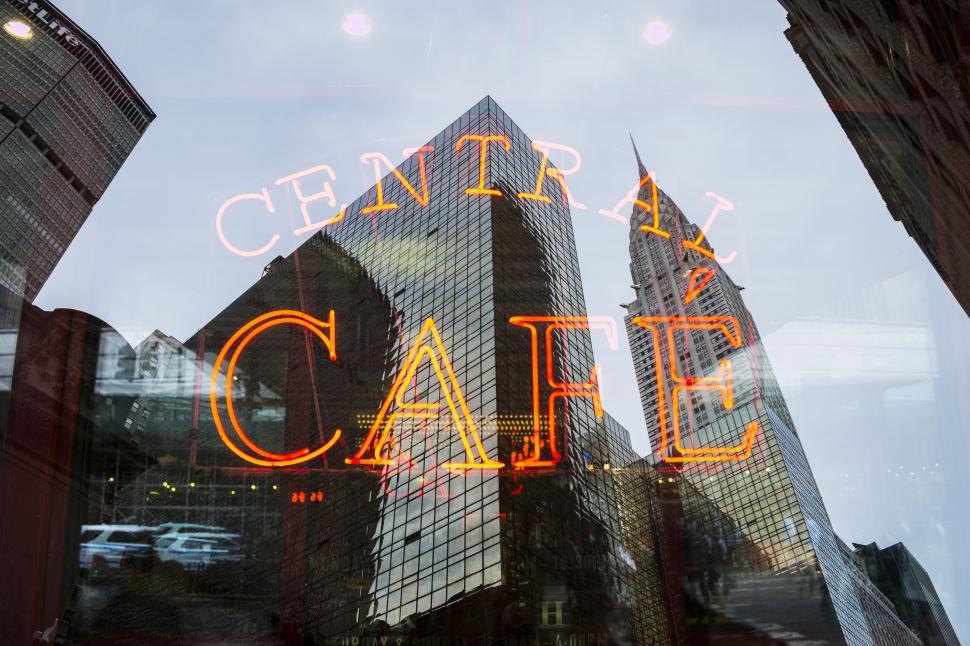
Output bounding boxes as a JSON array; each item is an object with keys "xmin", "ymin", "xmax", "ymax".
[
  {"xmin": 456, "ymin": 135, "xmax": 510, "ymax": 196},
  {"xmin": 346, "ymin": 317, "xmax": 503, "ymax": 470},
  {"xmin": 508, "ymin": 316, "xmax": 616, "ymax": 467},
  {"xmin": 210, "ymin": 310, "xmax": 341, "ymax": 467},
  {"xmin": 275, "ymin": 164, "xmax": 347, "ymax": 235},
  {"xmin": 631, "ymin": 316, "xmax": 759, "ymax": 463},
  {"xmin": 684, "ymin": 267, "xmax": 716, "ymax": 305},
  {"xmin": 211, "ymin": 311, "xmax": 621, "ymax": 471},
  {"xmin": 360, "ymin": 147, "xmax": 433, "ymax": 214}
]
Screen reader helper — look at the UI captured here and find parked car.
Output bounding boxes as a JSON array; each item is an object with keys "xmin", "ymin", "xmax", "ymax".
[
  {"xmin": 79, "ymin": 525, "xmax": 155, "ymax": 571},
  {"xmin": 153, "ymin": 532, "xmax": 243, "ymax": 571}
]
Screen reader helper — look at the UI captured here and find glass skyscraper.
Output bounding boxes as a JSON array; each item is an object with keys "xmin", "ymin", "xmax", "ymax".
[
  {"xmin": 85, "ymin": 96, "xmax": 638, "ymax": 644},
  {"xmin": 0, "ymin": 0, "xmax": 154, "ymax": 300},
  {"xmin": 294, "ymin": 95, "xmax": 638, "ymax": 645},
  {"xmin": 621, "ymin": 143, "xmax": 922, "ymax": 644}
]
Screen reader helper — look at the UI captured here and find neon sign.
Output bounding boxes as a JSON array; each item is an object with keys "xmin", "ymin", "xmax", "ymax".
[
  {"xmin": 209, "ymin": 309, "xmax": 341, "ymax": 467},
  {"xmin": 210, "ymin": 311, "xmax": 606, "ymax": 472},
  {"xmin": 210, "ymin": 309, "xmax": 758, "ymax": 469},
  {"xmin": 214, "ymin": 138, "xmax": 731, "ymax": 258},
  {"xmin": 345, "ymin": 317, "xmax": 503, "ymax": 470},
  {"xmin": 211, "ymin": 135, "xmax": 752, "ymax": 469},
  {"xmin": 630, "ymin": 316, "xmax": 759, "ymax": 463},
  {"xmin": 508, "ymin": 316, "xmax": 617, "ymax": 467}
]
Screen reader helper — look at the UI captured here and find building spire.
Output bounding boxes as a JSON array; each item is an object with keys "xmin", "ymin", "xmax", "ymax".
[{"xmin": 629, "ymin": 133, "xmax": 648, "ymax": 179}]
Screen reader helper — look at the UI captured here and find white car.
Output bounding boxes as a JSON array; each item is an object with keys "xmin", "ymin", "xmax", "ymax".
[
  {"xmin": 153, "ymin": 532, "xmax": 243, "ymax": 570},
  {"xmin": 79, "ymin": 525, "xmax": 155, "ymax": 571}
]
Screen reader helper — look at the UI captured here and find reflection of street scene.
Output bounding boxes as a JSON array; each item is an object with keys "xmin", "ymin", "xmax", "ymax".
[
  {"xmin": 80, "ymin": 523, "xmax": 245, "ymax": 574},
  {"xmin": 79, "ymin": 525, "xmax": 155, "ymax": 572},
  {"xmin": 0, "ymin": 94, "xmax": 957, "ymax": 645},
  {"xmin": 0, "ymin": 0, "xmax": 964, "ymax": 642}
]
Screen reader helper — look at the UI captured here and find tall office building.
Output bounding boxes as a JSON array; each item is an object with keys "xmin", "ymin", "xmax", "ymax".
[
  {"xmin": 281, "ymin": 95, "xmax": 635, "ymax": 645},
  {"xmin": 778, "ymin": 1, "xmax": 970, "ymax": 318},
  {"xmin": 76, "ymin": 97, "xmax": 637, "ymax": 644},
  {"xmin": 621, "ymin": 143, "xmax": 920, "ymax": 643},
  {"xmin": 0, "ymin": 0, "xmax": 154, "ymax": 300}
]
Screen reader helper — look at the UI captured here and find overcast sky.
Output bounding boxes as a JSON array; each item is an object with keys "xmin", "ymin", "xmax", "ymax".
[{"xmin": 38, "ymin": 0, "xmax": 969, "ymax": 636}]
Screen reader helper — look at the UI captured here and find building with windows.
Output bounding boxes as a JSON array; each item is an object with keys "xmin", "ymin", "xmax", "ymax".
[
  {"xmin": 621, "ymin": 142, "xmax": 923, "ymax": 643},
  {"xmin": 0, "ymin": 0, "xmax": 153, "ymax": 300},
  {"xmin": 855, "ymin": 541, "xmax": 961, "ymax": 645},
  {"xmin": 266, "ymin": 95, "xmax": 638, "ymax": 645},
  {"xmin": 71, "ymin": 97, "xmax": 640, "ymax": 644},
  {"xmin": 778, "ymin": 0, "xmax": 970, "ymax": 318}
]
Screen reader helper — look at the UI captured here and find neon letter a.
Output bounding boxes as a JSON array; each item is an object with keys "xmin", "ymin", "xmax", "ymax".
[{"xmin": 346, "ymin": 318, "xmax": 504, "ymax": 470}]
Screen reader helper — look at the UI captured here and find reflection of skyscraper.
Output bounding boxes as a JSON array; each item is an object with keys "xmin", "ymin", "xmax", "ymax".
[
  {"xmin": 854, "ymin": 541, "xmax": 961, "ymax": 645},
  {"xmin": 778, "ymin": 1, "xmax": 970, "ymax": 318},
  {"xmin": 94, "ymin": 97, "xmax": 635, "ymax": 644},
  {"xmin": 621, "ymin": 143, "xmax": 921, "ymax": 643},
  {"xmin": 603, "ymin": 413, "xmax": 671, "ymax": 645},
  {"xmin": 0, "ymin": 0, "xmax": 154, "ymax": 300},
  {"xmin": 193, "ymin": 234, "xmax": 398, "ymax": 642},
  {"xmin": 305, "ymin": 96, "xmax": 633, "ymax": 644},
  {"xmin": 199, "ymin": 97, "xmax": 633, "ymax": 644}
]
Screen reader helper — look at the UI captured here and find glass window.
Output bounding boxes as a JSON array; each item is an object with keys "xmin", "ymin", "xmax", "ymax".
[{"xmin": 0, "ymin": 4, "xmax": 965, "ymax": 645}]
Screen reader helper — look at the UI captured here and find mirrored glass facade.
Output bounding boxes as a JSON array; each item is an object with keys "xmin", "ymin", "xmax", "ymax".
[{"xmin": 0, "ymin": 2, "xmax": 966, "ymax": 645}]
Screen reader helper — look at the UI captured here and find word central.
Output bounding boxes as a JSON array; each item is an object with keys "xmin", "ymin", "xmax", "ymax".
[{"xmin": 217, "ymin": 137, "xmax": 741, "ymax": 260}]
